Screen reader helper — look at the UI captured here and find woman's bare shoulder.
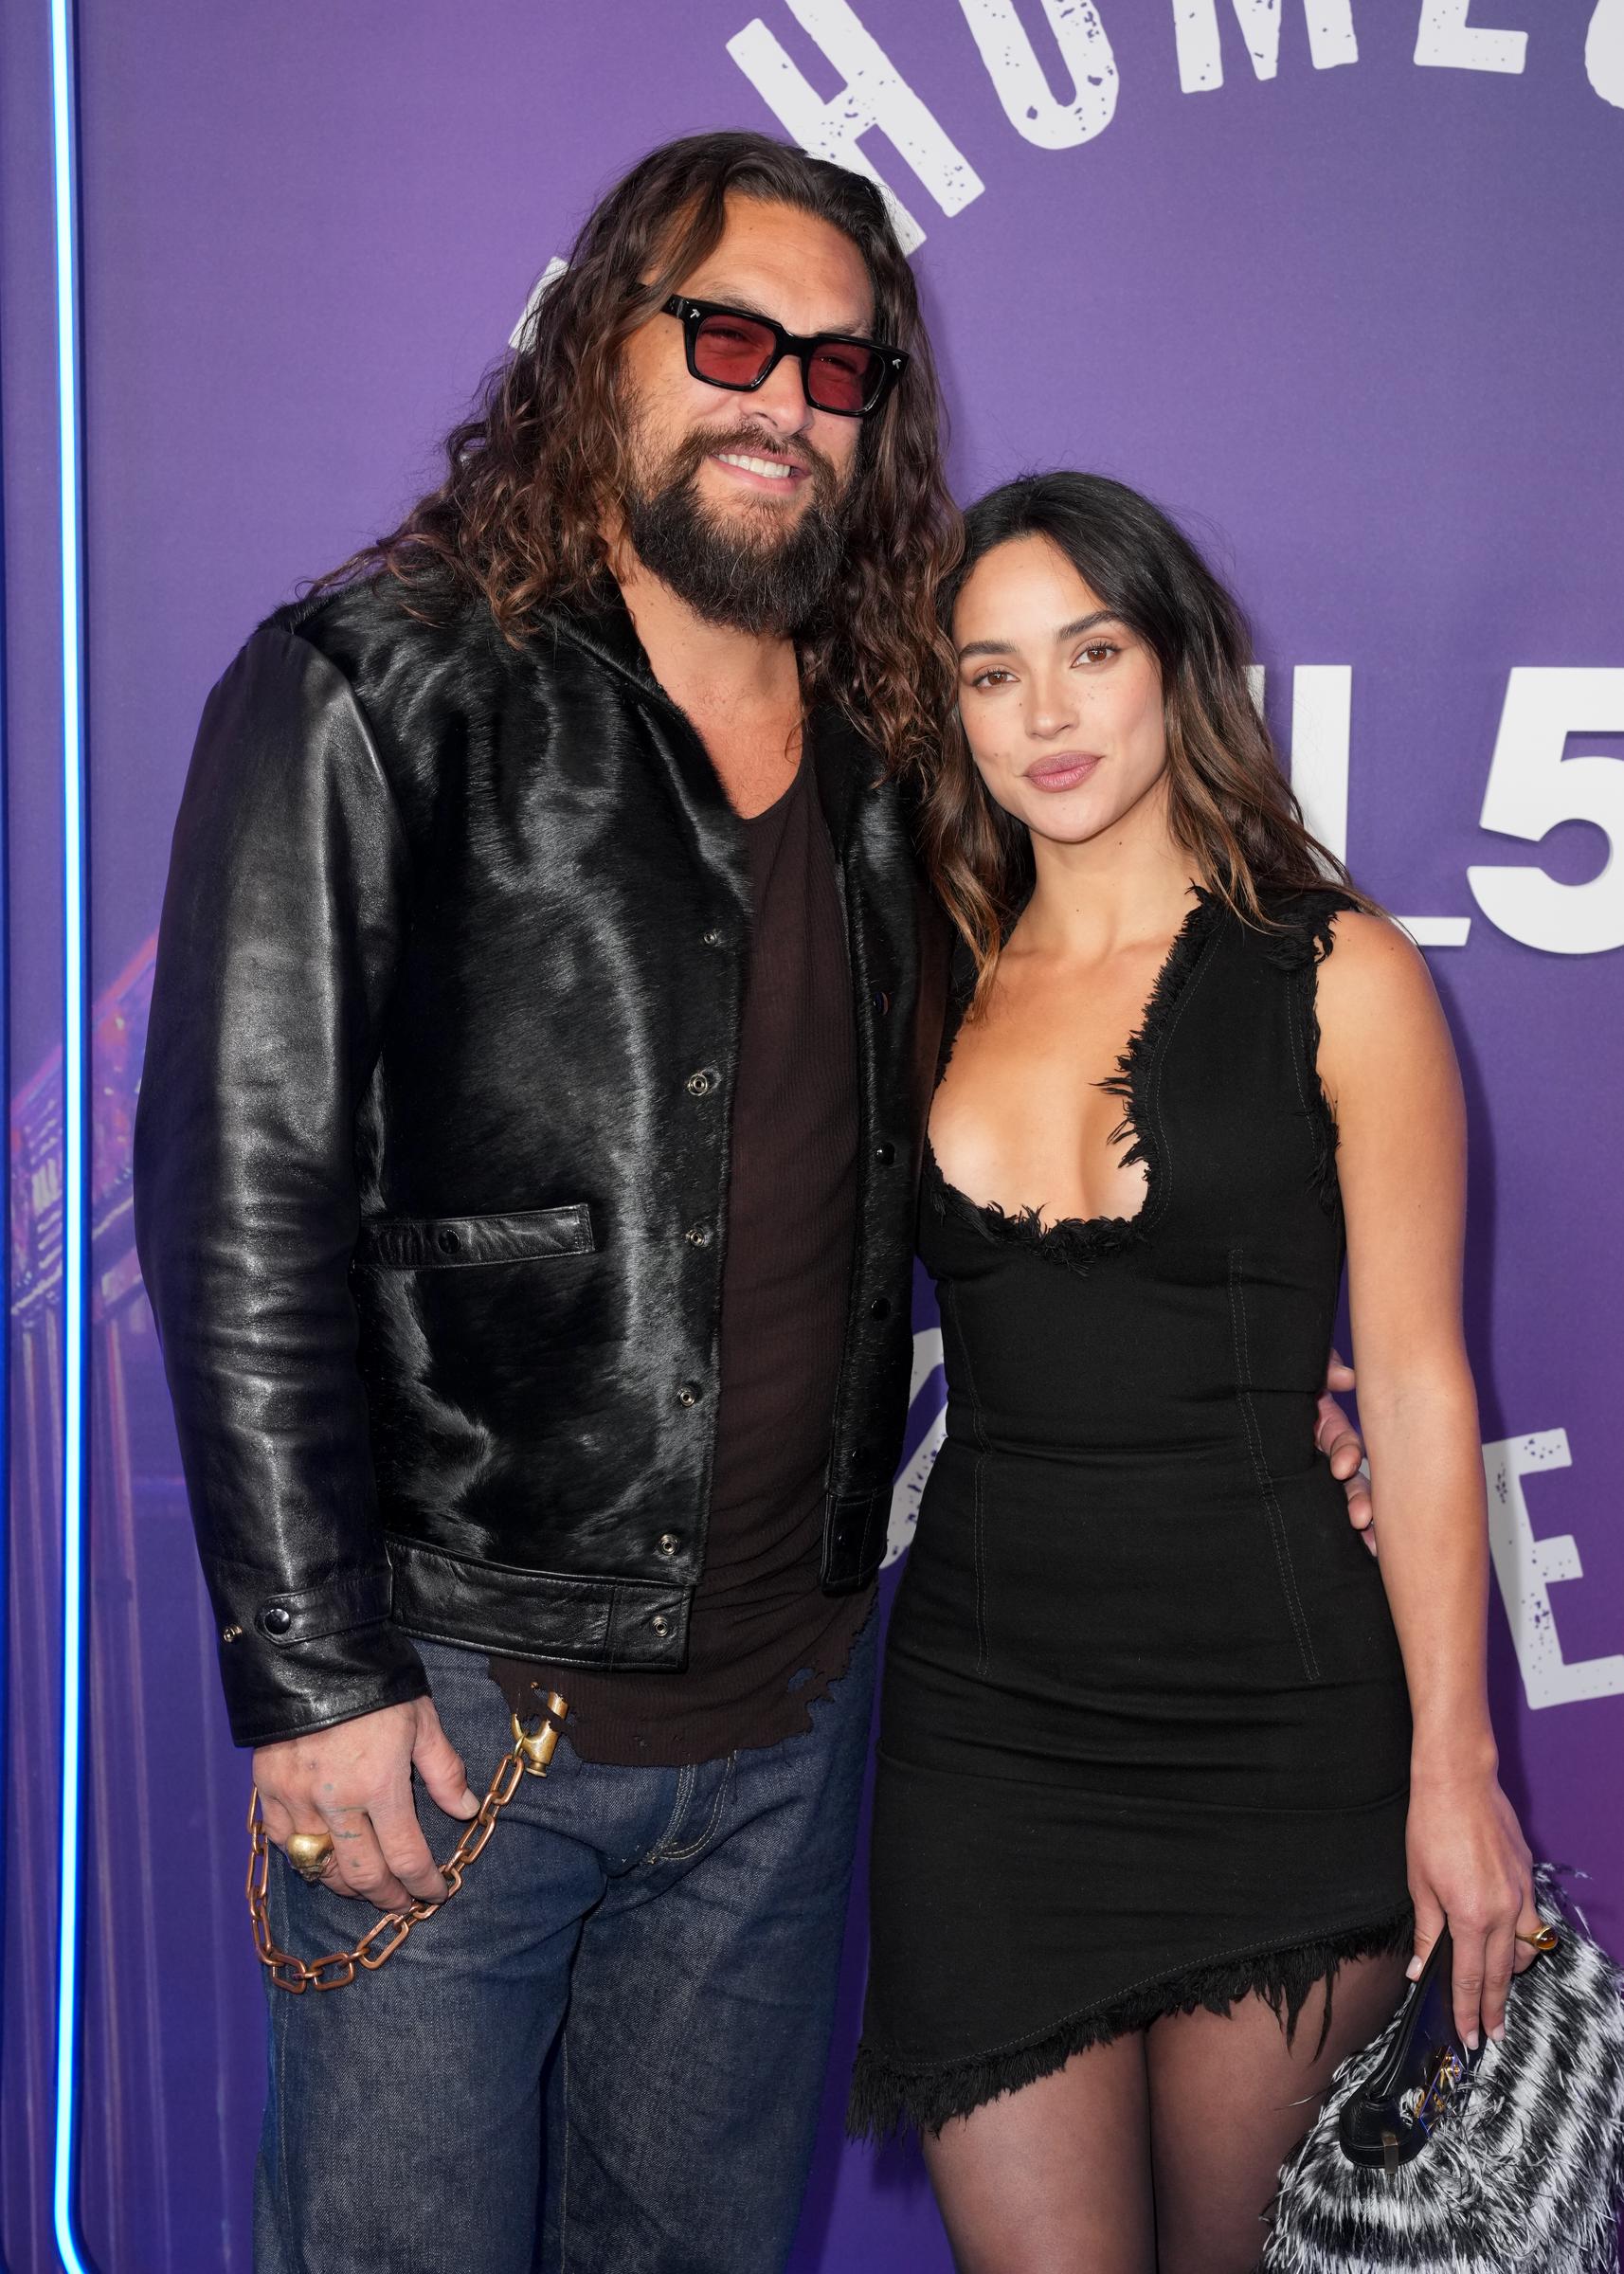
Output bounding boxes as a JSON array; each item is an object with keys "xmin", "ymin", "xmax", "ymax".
[
  {"xmin": 1316, "ymin": 908, "xmax": 1456, "ymax": 1095},
  {"xmin": 1323, "ymin": 908, "xmax": 1435, "ymax": 1003}
]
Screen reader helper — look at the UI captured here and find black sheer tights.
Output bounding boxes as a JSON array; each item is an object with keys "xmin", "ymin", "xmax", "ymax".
[{"xmin": 920, "ymin": 1949, "xmax": 1410, "ymax": 2274}]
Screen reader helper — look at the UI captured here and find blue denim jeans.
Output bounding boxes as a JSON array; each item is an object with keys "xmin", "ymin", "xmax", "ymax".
[{"xmin": 254, "ymin": 1609, "xmax": 875, "ymax": 2274}]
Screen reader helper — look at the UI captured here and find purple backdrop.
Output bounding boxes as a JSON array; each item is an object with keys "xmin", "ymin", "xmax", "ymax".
[{"xmin": 4, "ymin": 3, "xmax": 1623, "ymax": 2266}]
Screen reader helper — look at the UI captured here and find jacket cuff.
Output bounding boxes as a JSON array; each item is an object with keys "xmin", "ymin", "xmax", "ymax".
[{"xmin": 211, "ymin": 1566, "xmax": 429, "ymax": 1747}]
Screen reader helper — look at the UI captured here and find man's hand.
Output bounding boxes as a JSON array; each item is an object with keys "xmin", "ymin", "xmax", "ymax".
[
  {"xmin": 253, "ymin": 1696, "xmax": 479, "ymax": 1910},
  {"xmin": 1318, "ymin": 1345, "xmax": 1376, "ymax": 1556}
]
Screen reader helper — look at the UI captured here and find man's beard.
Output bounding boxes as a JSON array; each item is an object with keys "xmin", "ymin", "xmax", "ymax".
[{"xmin": 621, "ymin": 418, "xmax": 855, "ymax": 638}]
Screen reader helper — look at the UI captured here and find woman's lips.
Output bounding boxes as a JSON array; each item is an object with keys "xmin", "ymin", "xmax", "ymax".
[{"xmin": 1025, "ymin": 754, "xmax": 1102, "ymax": 793}]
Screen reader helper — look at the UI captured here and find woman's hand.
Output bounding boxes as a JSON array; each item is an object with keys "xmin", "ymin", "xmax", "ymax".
[{"xmin": 1406, "ymin": 1758, "xmax": 1543, "ymax": 2048}]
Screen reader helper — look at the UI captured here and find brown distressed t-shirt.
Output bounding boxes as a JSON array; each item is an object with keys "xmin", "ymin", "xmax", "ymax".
[{"xmin": 488, "ymin": 741, "xmax": 873, "ymax": 1763}]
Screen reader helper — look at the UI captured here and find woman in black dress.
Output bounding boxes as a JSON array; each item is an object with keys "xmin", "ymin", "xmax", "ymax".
[{"xmin": 853, "ymin": 475, "xmax": 1544, "ymax": 2271}]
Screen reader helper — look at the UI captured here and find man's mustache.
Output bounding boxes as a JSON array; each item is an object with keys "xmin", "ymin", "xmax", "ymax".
[{"xmin": 667, "ymin": 423, "xmax": 841, "ymax": 502}]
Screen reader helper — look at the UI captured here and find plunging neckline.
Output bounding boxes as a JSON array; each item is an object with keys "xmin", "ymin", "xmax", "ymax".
[{"xmin": 925, "ymin": 889, "xmax": 1220, "ymax": 1270}]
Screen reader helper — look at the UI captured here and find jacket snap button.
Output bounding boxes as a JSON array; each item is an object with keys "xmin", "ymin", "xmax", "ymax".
[
  {"xmin": 261, "ymin": 1605, "xmax": 293, "ymax": 1635},
  {"xmin": 686, "ymin": 1070, "xmax": 714, "ymax": 1099},
  {"xmin": 870, "ymin": 1297, "xmax": 891, "ymax": 1320},
  {"xmin": 701, "ymin": 928, "xmax": 724, "ymax": 948},
  {"xmin": 437, "ymin": 1227, "xmax": 461, "ymax": 1254},
  {"xmin": 684, "ymin": 1222, "xmax": 712, "ymax": 1247},
  {"xmin": 871, "ymin": 989, "xmax": 891, "ymax": 1016},
  {"xmin": 874, "ymin": 1143, "xmax": 895, "ymax": 1166},
  {"xmin": 676, "ymin": 1383, "xmax": 701, "ymax": 1408},
  {"xmin": 651, "ymin": 1613, "xmax": 672, "ymax": 1638},
  {"xmin": 657, "ymin": 1532, "xmax": 680, "ymax": 1556}
]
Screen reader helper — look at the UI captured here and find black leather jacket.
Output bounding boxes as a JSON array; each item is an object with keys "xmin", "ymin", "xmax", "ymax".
[{"xmin": 135, "ymin": 578, "xmax": 947, "ymax": 1747}]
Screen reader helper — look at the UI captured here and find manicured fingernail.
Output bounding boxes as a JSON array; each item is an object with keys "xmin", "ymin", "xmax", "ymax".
[
  {"xmin": 1490, "ymin": 2025, "xmax": 1506, "ymax": 2045},
  {"xmin": 1405, "ymin": 1958, "xmax": 1422, "ymax": 1979},
  {"xmin": 1465, "ymin": 2030, "xmax": 1479, "ymax": 2052}
]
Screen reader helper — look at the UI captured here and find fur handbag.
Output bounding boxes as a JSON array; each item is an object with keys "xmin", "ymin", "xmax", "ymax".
[{"xmin": 1260, "ymin": 1870, "xmax": 1624, "ymax": 2274}]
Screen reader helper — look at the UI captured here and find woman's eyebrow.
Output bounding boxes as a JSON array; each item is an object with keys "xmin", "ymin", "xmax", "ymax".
[
  {"xmin": 957, "ymin": 610, "xmax": 1122, "ymax": 663},
  {"xmin": 1055, "ymin": 610, "xmax": 1122, "ymax": 641}
]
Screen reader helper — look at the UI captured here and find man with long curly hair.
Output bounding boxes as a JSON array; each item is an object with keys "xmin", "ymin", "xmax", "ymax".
[
  {"xmin": 135, "ymin": 132, "xmax": 958, "ymax": 2273},
  {"xmin": 135, "ymin": 129, "xmax": 1369, "ymax": 2272}
]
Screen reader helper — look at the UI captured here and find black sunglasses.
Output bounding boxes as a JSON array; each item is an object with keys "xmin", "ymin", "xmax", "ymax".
[{"xmin": 662, "ymin": 297, "xmax": 908, "ymax": 420}]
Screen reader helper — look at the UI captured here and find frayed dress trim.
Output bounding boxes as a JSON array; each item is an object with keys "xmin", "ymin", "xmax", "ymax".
[
  {"xmin": 1247, "ymin": 884, "xmax": 1363, "ymax": 1213},
  {"xmin": 928, "ymin": 883, "xmax": 1364, "ymax": 1254},
  {"xmin": 848, "ymin": 1904, "xmax": 1415, "ymax": 2142},
  {"xmin": 926, "ymin": 888, "xmax": 1221, "ymax": 1275}
]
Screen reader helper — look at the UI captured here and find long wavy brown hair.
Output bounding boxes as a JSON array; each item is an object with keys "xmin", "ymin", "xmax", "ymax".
[
  {"xmin": 317, "ymin": 132, "xmax": 960, "ymax": 771},
  {"xmin": 913, "ymin": 472, "xmax": 1380, "ymax": 999}
]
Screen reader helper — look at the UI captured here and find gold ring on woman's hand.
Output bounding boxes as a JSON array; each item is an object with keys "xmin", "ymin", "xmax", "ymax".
[
  {"xmin": 1515, "ymin": 1924, "xmax": 1559, "ymax": 1952},
  {"xmin": 285, "ymin": 1831, "xmax": 335, "ymax": 1883}
]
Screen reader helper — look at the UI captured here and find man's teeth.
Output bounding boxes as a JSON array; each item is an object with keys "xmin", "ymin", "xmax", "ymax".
[{"xmin": 715, "ymin": 452, "xmax": 795, "ymax": 480}]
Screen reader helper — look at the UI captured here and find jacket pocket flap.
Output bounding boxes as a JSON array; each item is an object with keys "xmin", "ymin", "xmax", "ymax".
[{"xmin": 359, "ymin": 1205, "xmax": 594, "ymax": 1271}]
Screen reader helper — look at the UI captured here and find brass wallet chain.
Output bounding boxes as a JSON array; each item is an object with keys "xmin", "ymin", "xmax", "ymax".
[{"xmin": 246, "ymin": 1692, "xmax": 570, "ymax": 1993}]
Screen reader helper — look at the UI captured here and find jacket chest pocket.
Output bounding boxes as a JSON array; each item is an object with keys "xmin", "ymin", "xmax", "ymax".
[{"xmin": 357, "ymin": 1205, "xmax": 594, "ymax": 1271}]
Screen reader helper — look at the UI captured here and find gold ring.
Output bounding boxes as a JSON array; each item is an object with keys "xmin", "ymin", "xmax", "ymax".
[
  {"xmin": 286, "ymin": 1831, "xmax": 335, "ymax": 1882},
  {"xmin": 1516, "ymin": 1924, "xmax": 1560, "ymax": 1952}
]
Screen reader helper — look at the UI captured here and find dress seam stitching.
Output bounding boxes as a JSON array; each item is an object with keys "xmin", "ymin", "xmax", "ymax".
[
  {"xmin": 947, "ymin": 1279, "xmax": 992, "ymax": 1679},
  {"xmin": 1227, "ymin": 1245, "xmax": 1321, "ymax": 1684}
]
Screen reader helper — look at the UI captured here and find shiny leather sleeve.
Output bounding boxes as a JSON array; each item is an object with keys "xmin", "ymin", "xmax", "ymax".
[{"xmin": 134, "ymin": 623, "xmax": 430, "ymax": 1746}]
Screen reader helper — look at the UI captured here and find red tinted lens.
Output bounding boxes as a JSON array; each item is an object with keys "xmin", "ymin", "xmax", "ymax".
[
  {"xmin": 692, "ymin": 313, "xmax": 777, "ymax": 388},
  {"xmin": 808, "ymin": 342, "xmax": 881, "ymax": 413}
]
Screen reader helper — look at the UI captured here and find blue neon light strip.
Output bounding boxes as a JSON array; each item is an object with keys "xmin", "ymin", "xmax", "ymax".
[
  {"xmin": 48, "ymin": 0, "xmax": 94, "ymax": 2260},
  {"xmin": 0, "ymin": 194, "xmax": 13, "ymax": 2274}
]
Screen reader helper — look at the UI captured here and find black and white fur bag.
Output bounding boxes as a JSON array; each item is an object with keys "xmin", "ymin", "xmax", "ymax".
[{"xmin": 1260, "ymin": 1871, "xmax": 1624, "ymax": 2274}]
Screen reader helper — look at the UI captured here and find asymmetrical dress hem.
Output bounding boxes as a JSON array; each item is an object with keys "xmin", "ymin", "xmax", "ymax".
[{"xmin": 849, "ymin": 1903, "xmax": 1415, "ymax": 2139}]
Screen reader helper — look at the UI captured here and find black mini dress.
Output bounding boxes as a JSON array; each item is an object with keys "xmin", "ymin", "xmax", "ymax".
[{"xmin": 852, "ymin": 889, "xmax": 1414, "ymax": 2139}]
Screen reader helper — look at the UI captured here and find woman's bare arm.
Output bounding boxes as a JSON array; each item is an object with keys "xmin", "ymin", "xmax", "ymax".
[{"xmin": 1317, "ymin": 911, "xmax": 1540, "ymax": 2048}]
